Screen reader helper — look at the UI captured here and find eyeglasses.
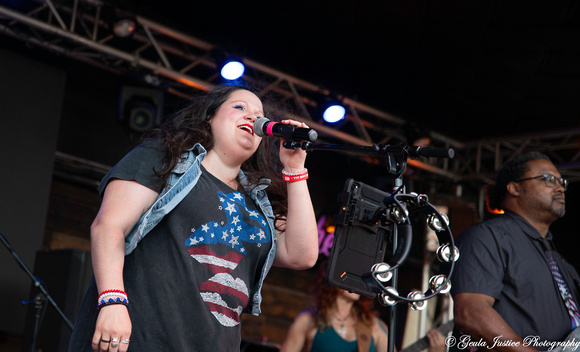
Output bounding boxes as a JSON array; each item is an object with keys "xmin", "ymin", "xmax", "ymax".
[{"xmin": 514, "ymin": 174, "xmax": 568, "ymax": 191}]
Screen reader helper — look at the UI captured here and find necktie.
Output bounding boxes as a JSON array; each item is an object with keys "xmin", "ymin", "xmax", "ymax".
[{"xmin": 543, "ymin": 240, "xmax": 580, "ymax": 329}]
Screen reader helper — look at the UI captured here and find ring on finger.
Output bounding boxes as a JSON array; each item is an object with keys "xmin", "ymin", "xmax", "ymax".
[
  {"xmin": 121, "ymin": 339, "xmax": 130, "ymax": 344},
  {"xmin": 111, "ymin": 337, "xmax": 120, "ymax": 347},
  {"xmin": 101, "ymin": 338, "xmax": 111, "ymax": 343}
]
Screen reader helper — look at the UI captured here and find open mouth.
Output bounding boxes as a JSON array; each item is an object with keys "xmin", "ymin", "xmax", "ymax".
[{"xmin": 238, "ymin": 124, "xmax": 254, "ymax": 135}]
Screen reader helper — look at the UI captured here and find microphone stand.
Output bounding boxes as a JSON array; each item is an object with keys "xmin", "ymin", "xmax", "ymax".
[
  {"xmin": 21, "ymin": 294, "xmax": 47, "ymax": 352},
  {"xmin": 282, "ymin": 141, "xmax": 455, "ymax": 159},
  {"xmin": 284, "ymin": 140, "xmax": 454, "ymax": 352},
  {"xmin": 0, "ymin": 232, "xmax": 74, "ymax": 352}
]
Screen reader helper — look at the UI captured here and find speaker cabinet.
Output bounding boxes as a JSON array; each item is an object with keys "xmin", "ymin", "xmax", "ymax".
[{"xmin": 22, "ymin": 249, "xmax": 93, "ymax": 352}]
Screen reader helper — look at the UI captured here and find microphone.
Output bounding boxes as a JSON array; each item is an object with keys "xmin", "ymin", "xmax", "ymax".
[{"xmin": 254, "ymin": 117, "xmax": 318, "ymax": 142}]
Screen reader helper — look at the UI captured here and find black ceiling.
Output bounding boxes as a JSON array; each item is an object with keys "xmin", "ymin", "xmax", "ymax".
[{"xmin": 125, "ymin": 0, "xmax": 580, "ymax": 142}]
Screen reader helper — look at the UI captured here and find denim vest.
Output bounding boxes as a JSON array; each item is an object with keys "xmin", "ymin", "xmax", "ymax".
[{"xmin": 123, "ymin": 143, "xmax": 277, "ymax": 315}]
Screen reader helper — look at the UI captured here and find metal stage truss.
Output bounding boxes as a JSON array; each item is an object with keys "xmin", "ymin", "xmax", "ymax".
[{"xmin": 2, "ymin": 0, "xmax": 580, "ymax": 185}]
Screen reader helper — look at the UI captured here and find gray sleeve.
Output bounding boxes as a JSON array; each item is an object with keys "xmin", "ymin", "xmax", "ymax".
[{"xmin": 98, "ymin": 140, "xmax": 166, "ymax": 197}]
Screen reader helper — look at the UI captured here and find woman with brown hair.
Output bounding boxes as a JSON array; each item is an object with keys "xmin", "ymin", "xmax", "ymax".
[
  {"xmin": 281, "ymin": 265, "xmax": 447, "ymax": 352},
  {"xmin": 280, "ymin": 263, "xmax": 388, "ymax": 352}
]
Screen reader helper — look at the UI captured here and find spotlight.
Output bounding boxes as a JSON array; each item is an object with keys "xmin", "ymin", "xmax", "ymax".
[
  {"xmin": 323, "ymin": 104, "xmax": 346, "ymax": 123},
  {"xmin": 118, "ymin": 86, "xmax": 164, "ymax": 132},
  {"xmin": 113, "ymin": 18, "xmax": 137, "ymax": 38},
  {"xmin": 319, "ymin": 95, "xmax": 346, "ymax": 123},
  {"xmin": 211, "ymin": 48, "xmax": 246, "ymax": 81},
  {"xmin": 220, "ymin": 60, "xmax": 245, "ymax": 81}
]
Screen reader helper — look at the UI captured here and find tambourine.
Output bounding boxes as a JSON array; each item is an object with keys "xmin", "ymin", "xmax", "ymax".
[{"xmin": 366, "ymin": 192, "xmax": 459, "ymax": 310}]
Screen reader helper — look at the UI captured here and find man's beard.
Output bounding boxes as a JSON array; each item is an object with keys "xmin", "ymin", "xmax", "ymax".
[{"xmin": 550, "ymin": 200, "xmax": 566, "ymax": 219}]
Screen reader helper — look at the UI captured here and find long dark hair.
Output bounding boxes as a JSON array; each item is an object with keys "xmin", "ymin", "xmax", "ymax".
[{"xmin": 142, "ymin": 84, "xmax": 288, "ymax": 225}]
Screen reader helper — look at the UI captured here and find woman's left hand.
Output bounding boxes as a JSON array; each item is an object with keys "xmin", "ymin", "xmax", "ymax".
[
  {"xmin": 278, "ymin": 119, "xmax": 310, "ymax": 172},
  {"xmin": 273, "ymin": 119, "xmax": 319, "ymax": 270}
]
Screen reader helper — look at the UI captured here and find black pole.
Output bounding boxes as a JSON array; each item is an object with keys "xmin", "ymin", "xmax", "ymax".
[
  {"xmin": 385, "ymin": 156, "xmax": 406, "ymax": 352},
  {"xmin": 21, "ymin": 294, "xmax": 48, "ymax": 352},
  {"xmin": 388, "ymin": 224, "xmax": 398, "ymax": 352},
  {"xmin": 0, "ymin": 232, "xmax": 75, "ymax": 347}
]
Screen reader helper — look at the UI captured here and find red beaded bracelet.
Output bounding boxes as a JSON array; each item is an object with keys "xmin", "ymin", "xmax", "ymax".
[
  {"xmin": 98, "ymin": 289, "xmax": 127, "ymax": 301},
  {"xmin": 98, "ymin": 289, "xmax": 126, "ymax": 296}
]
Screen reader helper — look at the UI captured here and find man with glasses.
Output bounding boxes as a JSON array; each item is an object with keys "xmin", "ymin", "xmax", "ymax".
[{"xmin": 449, "ymin": 151, "xmax": 580, "ymax": 352}]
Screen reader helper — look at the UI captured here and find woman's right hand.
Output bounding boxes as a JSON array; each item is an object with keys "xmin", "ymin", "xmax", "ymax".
[
  {"xmin": 90, "ymin": 179, "xmax": 158, "ymax": 351},
  {"xmin": 92, "ymin": 305, "xmax": 132, "ymax": 352}
]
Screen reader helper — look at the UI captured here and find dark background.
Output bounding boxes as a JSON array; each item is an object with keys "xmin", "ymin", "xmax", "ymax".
[{"xmin": 128, "ymin": 0, "xmax": 580, "ymax": 141}]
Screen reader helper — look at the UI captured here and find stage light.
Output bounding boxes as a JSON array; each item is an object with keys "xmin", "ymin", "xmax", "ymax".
[
  {"xmin": 210, "ymin": 48, "xmax": 246, "ymax": 81},
  {"xmin": 113, "ymin": 18, "xmax": 137, "ymax": 38},
  {"xmin": 220, "ymin": 60, "xmax": 245, "ymax": 80},
  {"xmin": 320, "ymin": 96, "xmax": 346, "ymax": 123},
  {"xmin": 322, "ymin": 104, "xmax": 346, "ymax": 123},
  {"xmin": 118, "ymin": 86, "xmax": 165, "ymax": 132}
]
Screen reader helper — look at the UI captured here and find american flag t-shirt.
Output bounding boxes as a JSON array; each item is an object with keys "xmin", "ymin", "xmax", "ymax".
[{"xmin": 185, "ymin": 189, "xmax": 272, "ymax": 327}]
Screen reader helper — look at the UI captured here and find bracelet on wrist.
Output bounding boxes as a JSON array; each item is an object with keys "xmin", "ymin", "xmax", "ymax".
[
  {"xmin": 97, "ymin": 289, "xmax": 128, "ymax": 308},
  {"xmin": 98, "ymin": 289, "xmax": 126, "ymax": 296},
  {"xmin": 282, "ymin": 168, "xmax": 307, "ymax": 176},
  {"xmin": 97, "ymin": 292, "xmax": 128, "ymax": 304},
  {"xmin": 97, "ymin": 297, "xmax": 129, "ymax": 310},
  {"xmin": 282, "ymin": 168, "xmax": 309, "ymax": 182}
]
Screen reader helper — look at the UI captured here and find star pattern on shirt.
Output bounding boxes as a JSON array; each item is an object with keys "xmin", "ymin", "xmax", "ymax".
[{"xmin": 185, "ymin": 190, "xmax": 271, "ymax": 254}]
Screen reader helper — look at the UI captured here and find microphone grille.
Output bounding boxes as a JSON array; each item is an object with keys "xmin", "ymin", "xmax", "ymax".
[{"xmin": 253, "ymin": 117, "xmax": 270, "ymax": 137}]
